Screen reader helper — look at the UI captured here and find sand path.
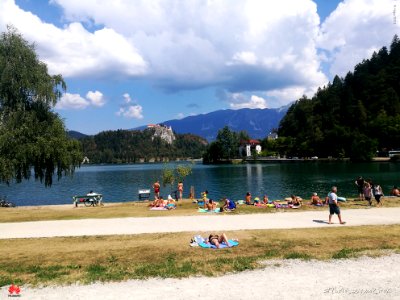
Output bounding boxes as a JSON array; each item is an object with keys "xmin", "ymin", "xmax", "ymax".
[
  {"xmin": 1, "ymin": 207, "xmax": 399, "ymax": 239},
  {"xmin": 2, "ymin": 254, "xmax": 399, "ymax": 299}
]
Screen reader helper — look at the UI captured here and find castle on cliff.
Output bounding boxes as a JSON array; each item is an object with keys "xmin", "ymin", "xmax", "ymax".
[{"xmin": 147, "ymin": 124, "xmax": 176, "ymax": 144}]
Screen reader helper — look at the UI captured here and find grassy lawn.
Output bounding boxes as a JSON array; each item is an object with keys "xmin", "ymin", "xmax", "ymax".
[
  {"xmin": 1, "ymin": 197, "xmax": 400, "ymax": 223},
  {"xmin": 0, "ymin": 225, "xmax": 399, "ymax": 286}
]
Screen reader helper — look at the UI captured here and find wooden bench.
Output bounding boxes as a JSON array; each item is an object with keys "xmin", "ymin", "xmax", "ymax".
[{"xmin": 73, "ymin": 194, "xmax": 103, "ymax": 207}]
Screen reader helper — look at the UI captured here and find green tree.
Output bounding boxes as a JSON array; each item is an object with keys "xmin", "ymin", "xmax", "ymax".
[
  {"xmin": 162, "ymin": 164, "xmax": 175, "ymax": 191},
  {"xmin": 278, "ymin": 35, "xmax": 400, "ymax": 161},
  {"xmin": 216, "ymin": 126, "xmax": 238, "ymax": 159},
  {"xmin": 161, "ymin": 163, "xmax": 193, "ymax": 193},
  {"xmin": 0, "ymin": 26, "xmax": 82, "ymax": 186},
  {"xmin": 176, "ymin": 164, "xmax": 192, "ymax": 182}
]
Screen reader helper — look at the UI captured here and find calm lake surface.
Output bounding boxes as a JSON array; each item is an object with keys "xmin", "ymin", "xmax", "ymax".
[{"xmin": 1, "ymin": 162, "xmax": 399, "ymax": 206}]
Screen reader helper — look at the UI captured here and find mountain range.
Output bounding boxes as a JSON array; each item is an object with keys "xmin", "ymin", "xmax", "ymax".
[
  {"xmin": 135, "ymin": 107, "xmax": 289, "ymax": 141},
  {"xmin": 69, "ymin": 106, "xmax": 289, "ymax": 141}
]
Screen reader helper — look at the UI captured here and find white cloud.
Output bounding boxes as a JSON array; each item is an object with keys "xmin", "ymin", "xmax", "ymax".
[
  {"xmin": 116, "ymin": 105, "xmax": 144, "ymax": 119},
  {"xmin": 176, "ymin": 113, "xmax": 184, "ymax": 119},
  {"xmin": 228, "ymin": 51, "xmax": 258, "ymax": 66},
  {"xmin": 0, "ymin": 0, "xmax": 147, "ymax": 78},
  {"xmin": 0, "ymin": 0, "xmax": 328, "ymax": 103},
  {"xmin": 2, "ymin": 0, "xmax": 396, "ymax": 109},
  {"xmin": 86, "ymin": 90, "xmax": 105, "ymax": 107},
  {"xmin": 317, "ymin": 0, "xmax": 398, "ymax": 77},
  {"xmin": 56, "ymin": 91, "xmax": 105, "ymax": 110},
  {"xmin": 225, "ymin": 93, "xmax": 268, "ymax": 109},
  {"xmin": 265, "ymin": 86, "xmax": 313, "ymax": 107},
  {"xmin": 123, "ymin": 93, "xmax": 132, "ymax": 103},
  {"xmin": 116, "ymin": 93, "xmax": 143, "ymax": 119},
  {"xmin": 56, "ymin": 93, "xmax": 90, "ymax": 110}
]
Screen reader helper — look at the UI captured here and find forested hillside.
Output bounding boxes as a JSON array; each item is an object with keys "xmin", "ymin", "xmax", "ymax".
[
  {"xmin": 80, "ymin": 129, "xmax": 207, "ymax": 163},
  {"xmin": 278, "ymin": 36, "xmax": 400, "ymax": 161}
]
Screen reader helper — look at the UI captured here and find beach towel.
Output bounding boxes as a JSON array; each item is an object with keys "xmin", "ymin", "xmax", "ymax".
[
  {"xmin": 198, "ymin": 239, "xmax": 239, "ymax": 249},
  {"xmin": 236, "ymin": 200, "xmax": 245, "ymax": 205},
  {"xmin": 150, "ymin": 207, "xmax": 168, "ymax": 210},
  {"xmin": 198, "ymin": 208, "xmax": 220, "ymax": 213}
]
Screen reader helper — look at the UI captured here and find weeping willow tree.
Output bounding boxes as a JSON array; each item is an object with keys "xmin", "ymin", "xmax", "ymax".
[{"xmin": 0, "ymin": 25, "xmax": 82, "ymax": 187}]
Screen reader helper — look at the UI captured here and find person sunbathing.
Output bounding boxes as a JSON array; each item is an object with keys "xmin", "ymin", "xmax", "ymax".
[
  {"xmin": 263, "ymin": 195, "xmax": 269, "ymax": 204},
  {"xmin": 150, "ymin": 196, "xmax": 165, "ymax": 207},
  {"xmin": 390, "ymin": 186, "xmax": 400, "ymax": 196},
  {"xmin": 204, "ymin": 199, "xmax": 216, "ymax": 211},
  {"xmin": 208, "ymin": 233, "xmax": 231, "ymax": 248},
  {"xmin": 310, "ymin": 192, "xmax": 322, "ymax": 205},
  {"xmin": 289, "ymin": 194, "xmax": 302, "ymax": 206}
]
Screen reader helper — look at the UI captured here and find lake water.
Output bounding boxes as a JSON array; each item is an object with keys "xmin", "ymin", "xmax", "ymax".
[{"xmin": 1, "ymin": 162, "xmax": 399, "ymax": 206}]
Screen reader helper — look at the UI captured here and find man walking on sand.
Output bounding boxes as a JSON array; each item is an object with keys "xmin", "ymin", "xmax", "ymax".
[{"xmin": 328, "ymin": 186, "xmax": 346, "ymax": 225}]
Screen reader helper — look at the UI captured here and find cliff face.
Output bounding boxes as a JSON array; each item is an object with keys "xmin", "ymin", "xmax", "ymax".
[{"xmin": 152, "ymin": 125, "xmax": 176, "ymax": 144}]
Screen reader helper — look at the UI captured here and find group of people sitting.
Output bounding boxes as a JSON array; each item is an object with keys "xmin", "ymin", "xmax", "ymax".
[
  {"xmin": 149, "ymin": 195, "xmax": 176, "ymax": 210},
  {"xmin": 202, "ymin": 198, "xmax": 237, "ymax": 212},
  {"xmin": 245, "ymin": 192, "xmax": 270, "ymax": 205},
  {"xmin": 245, "ymin": 192, "xmax": 303, "ymax": 207}
]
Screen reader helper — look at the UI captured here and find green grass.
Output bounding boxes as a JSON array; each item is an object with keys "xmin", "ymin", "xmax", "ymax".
[
  {"xmin": 332, "ymin": 248, "xmax": 360, "ymax": 259},
  {"xmin": 284, "ymin": 252, "xmax": 312, "ymax": 260},
  {"xmin": 0, "ymin": 224, "xmax": 399, "ymax": 286}
]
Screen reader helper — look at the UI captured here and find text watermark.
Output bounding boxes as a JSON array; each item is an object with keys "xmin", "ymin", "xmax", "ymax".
[{"xmin": 324, "ymin": 286, "xmax": 393, "ymax": 296}]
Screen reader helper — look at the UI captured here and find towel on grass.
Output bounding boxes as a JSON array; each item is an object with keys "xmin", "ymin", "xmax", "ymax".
[
  {"xmin": 198, "ymin": 208, "xmax": 220, "ymax": 213},
  {"xmin": 199, "ymin": 239, "xmax": 239, "ymax": 249},
  {"xmin": 150, "ymin": 207, "xmax": 168, "ymax": 210},
  {"xmin": 190, "ymin": 235, "xmax": 239, "ymax": 249}
]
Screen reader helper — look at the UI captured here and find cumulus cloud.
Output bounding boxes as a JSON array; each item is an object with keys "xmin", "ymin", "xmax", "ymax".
[
  {"xmin": 218, "ymin": 90, "xmax": 268, "ymax": 109},
  {"xmin": 123, "ymin": 93, "xmax": 132, "ymax": 104},
  {"xmin": 56, "ymin": 90, "xmax": 105, "ymax": 110},
  {"xmin": 317, "ymin": 0, "xmax": 398, "ymax": 77},
  {"xmin": 56, "ymin": 93, "xmax": 89, "ymax": 110},
  {"xmin": 86, "ymin": 90, "xmax": 105, "ymax": 107},
  {"xmin": 0, "ymin": 0, "xmax": 147, "ymax": 78},
  {"xmin": 2, "ymin": 0, "xmax": 396, "ymax": 109},
  {"xmin": 1, "ymin": 0, "xmax": 328, "ymax": 105},
  {"xmin": 230, "ymin": 95, "xmax": 268, "ymax": 109},
  {"xmin": 116, "ymin": 105, "xmax": 143, "ymax": 119},
  {"xmin": 116, "ymin": 93, "xmax": 143, "ymax": 119},
  {"xmin": 176, "ymin": 113, "xmax": 184, "ymax": 119}
]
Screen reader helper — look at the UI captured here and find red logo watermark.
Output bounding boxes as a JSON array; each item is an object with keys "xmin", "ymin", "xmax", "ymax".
[{"xmin": 8, "ymin": 284, "xmax": 21, "ymax": 297}]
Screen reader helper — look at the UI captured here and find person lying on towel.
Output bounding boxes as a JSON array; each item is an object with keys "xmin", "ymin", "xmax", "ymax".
[{"xmin": 207, "ymin": 233, "xmax": 231, "ymax": 248}]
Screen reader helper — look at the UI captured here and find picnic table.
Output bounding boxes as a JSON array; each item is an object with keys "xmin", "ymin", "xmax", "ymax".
[{"xmin": 73, "ymin": 194, "xmax": 103, "ymax": 207}]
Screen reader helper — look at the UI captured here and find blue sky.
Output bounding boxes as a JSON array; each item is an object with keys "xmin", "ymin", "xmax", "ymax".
[{"xmin": 1, "ymin": 0, "xmax": 398, "ymax": 134}]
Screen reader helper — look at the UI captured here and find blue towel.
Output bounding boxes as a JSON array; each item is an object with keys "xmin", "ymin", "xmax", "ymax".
[
  {"xmin": 198, "ymin": 239, "xmax": 239, "ymax": 249},
  {"xmin": 198, "ymin": 208, "xmax": 220, "ymax": 213}
]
